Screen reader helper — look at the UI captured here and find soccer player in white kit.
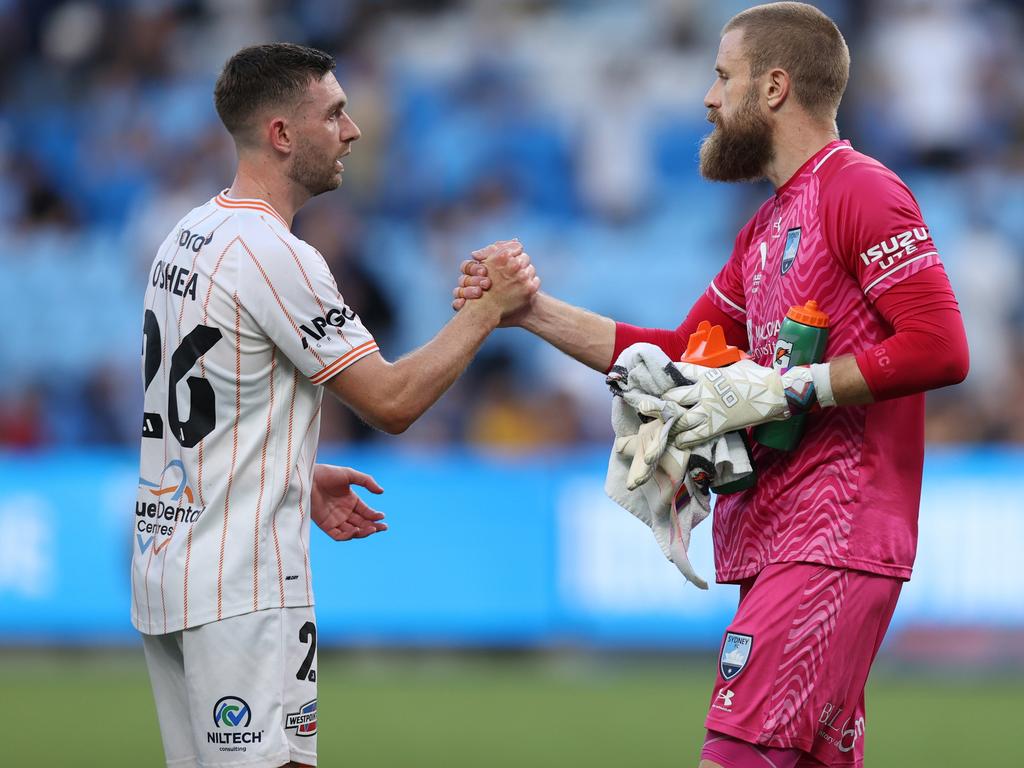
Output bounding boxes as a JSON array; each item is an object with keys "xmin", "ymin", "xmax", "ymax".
[{"xmin": 133, "ymin": 43, "xmax": 539, "ymax": 768}]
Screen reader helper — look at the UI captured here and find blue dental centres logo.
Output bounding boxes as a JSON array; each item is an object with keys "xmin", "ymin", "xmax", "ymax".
[{"xmin": 135, "ymin": 460, "xmax": 205, "ymax": 554}]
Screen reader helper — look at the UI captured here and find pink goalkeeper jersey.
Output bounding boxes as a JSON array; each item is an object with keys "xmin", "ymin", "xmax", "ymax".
[{"xmin": 705, "ymin": 140, "xmax": 941, "ymax": 583}]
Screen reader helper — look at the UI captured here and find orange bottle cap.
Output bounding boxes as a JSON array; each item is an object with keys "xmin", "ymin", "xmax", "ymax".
[
  {"xmin": 786, "ymin": 300, "xmax": 829, "ymax": 328},
  {"xmin": 681, "ymin": 320, "xmax": 745, "ymax": 367}
]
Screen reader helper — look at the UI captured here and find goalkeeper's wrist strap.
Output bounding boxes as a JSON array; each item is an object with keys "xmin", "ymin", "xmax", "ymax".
[
  {"xmin": 779, "ymin": 363, "xmax": 835, "ymax": 415},
  {"xmin": 810, "ymin": 362, "xmax": 836, "ymax": 409}
]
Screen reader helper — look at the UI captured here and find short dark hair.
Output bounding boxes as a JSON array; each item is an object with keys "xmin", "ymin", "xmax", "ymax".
[
  {"xmin": 724, "ymin": 2, "xmax": 849, "ymax": 121},
  {"xmin": 214, "ymin": 43, "xmax": 336, "ymax": 141}
]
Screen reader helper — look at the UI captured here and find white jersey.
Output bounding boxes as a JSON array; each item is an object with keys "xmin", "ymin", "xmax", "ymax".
[{"xmin": 131, "ymin": 191, "xmax": 377, "ymax": 635}]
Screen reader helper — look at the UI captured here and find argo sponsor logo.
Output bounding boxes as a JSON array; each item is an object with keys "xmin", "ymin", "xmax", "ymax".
[
  {"xmin": 299, "ymin": 306, "xmax": 357, "ymax": 349},
  {"xmin": 135, "ymin": 460, "xmax": 205, "ymax": 554}
]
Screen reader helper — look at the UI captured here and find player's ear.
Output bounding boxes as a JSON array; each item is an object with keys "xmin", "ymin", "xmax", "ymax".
[
  {"xmin": 764, "ymin": 67, "xmax": 790, "ymax": 110},
  {"xmin": 267, "ymin": 116, "xmax": 292, "ymax": 155}
]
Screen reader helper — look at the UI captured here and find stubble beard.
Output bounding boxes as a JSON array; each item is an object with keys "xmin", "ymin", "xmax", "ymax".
[
  {"xmin": 287, "ymin": 136, "xmax": 342, "ymax": 198},
  {"xmin": 699, "ymin": 87, "xmax": 775, "ymax": 183}
]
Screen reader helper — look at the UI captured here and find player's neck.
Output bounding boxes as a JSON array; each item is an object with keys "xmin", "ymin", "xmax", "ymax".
[
  {"xmin": 764, "ymin": 121, "xmax": 840, "ymax": 192},
  {"xmin": 226, "ymin": 163, "xmax": 308, "ymax": 229}
]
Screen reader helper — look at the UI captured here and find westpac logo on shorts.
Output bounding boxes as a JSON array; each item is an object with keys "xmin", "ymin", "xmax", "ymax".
[
  {"xmin": 720, "ymin": 632, "xmax": 753, "ymax": 681},
  {"xmin": 286, "ymin": 699, "xmax": 318, "ymax": 737},
  {"xmin": 209, "ymin": 696, "xmax": 264, "ymax": 750}
]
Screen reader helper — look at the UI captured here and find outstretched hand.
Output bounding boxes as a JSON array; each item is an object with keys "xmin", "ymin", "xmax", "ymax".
[{"xmin": 310, "ymin": 464, "xmax": 387, "ymax": 541}]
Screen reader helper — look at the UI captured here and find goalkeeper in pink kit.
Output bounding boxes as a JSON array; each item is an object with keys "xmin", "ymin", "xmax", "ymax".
[{"xmin": 454, "ymin": 3, "xmax": 969, "ymax": 766}]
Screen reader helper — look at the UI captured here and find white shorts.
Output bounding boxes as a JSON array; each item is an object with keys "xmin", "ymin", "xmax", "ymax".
[{"xmin": 142, "ymin": 606, "xmax": 318, "ymax": 768}]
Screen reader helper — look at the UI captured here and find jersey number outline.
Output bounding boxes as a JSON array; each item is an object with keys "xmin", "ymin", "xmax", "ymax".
[{"xmin": 142, "ymin": 309, "xmax": 223, "ymax": 447}]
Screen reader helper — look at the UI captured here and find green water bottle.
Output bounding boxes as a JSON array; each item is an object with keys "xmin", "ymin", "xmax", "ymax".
[{"xmin": 753, "ymin": 300, "xmax": 830, "ymax": 451}]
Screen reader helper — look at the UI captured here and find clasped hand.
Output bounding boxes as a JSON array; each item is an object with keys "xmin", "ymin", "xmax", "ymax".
[{"xmin": 450, "ymin": 240, "xmax": 539, "ymax": 325}]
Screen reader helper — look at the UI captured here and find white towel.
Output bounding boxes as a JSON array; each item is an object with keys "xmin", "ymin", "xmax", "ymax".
[{"xmin": 604, "ymin": 343, "xmax": 754, "ymax": 589}]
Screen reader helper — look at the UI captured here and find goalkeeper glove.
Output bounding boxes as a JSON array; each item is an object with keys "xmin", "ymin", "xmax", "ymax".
[{"xmin": 666, "ymin": 359, "xmax": 835, "ymax": 448}]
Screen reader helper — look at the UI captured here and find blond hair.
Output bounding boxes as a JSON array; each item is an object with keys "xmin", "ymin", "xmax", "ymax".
[{"xmin": 724, "ymin": 2, "xmax": 850, "ymax": 121}]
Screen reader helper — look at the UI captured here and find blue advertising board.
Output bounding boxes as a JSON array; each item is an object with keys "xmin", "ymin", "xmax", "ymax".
[{"xmin": 0, "ymin": 447, "xmax": 1021, "ymax": 647}]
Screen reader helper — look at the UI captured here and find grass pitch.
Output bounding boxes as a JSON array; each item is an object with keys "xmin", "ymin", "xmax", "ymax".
[{"xmin": 1, "ymin": 650, "xmax": 1017, "ymax": 766}]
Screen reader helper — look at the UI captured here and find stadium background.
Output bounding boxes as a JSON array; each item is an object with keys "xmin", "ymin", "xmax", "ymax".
[{"xmin": 1, "ymin": 0, "xmax": 1022, "ymax": 765}]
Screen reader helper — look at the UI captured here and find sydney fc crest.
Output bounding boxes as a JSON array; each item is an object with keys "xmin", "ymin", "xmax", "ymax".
[
  {"xmin": 720, "ymin": 632, "xmax": 754, "ymax": 681},
  {"xmin": 781, "ymin": 227, "xmax": 801, "ymax": 274}
]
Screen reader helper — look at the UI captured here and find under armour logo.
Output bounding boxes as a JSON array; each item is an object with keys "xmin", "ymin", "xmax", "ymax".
[{"xmin": 716, "ymin": 689, "xmax": 735, "ymax": 707}]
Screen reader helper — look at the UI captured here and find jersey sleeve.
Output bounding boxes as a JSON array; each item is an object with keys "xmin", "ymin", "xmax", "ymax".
[
  {"xmin": 703, "ymin": 224, "xmax": 751, "ymax": 324},
  {"xmin": 237, "ymin": 228, "xmax": 378, "ymax": 384},
  {"xmin": 819, "ymin": 161, "xmax": 942, "ymax": 303}
]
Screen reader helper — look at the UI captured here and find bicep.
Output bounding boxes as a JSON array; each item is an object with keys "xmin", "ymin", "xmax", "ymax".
[
  {"xmin": 854, "ymin": 266, "xmax": 969, "ymax": 399},
  {"xmin": 321, "ymin": 351, "xmax": 396, "ymax": 432}
]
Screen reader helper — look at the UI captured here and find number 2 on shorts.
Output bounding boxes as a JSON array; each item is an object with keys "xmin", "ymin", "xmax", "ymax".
[{"xmin": 296, "ymin": 621, "xmax": 317, "ymax": 682}]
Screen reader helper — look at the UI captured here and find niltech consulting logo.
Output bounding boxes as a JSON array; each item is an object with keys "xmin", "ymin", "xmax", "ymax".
[{"xmin": 209, "ymin": 696, "xmax": 264, "ymax": 748}]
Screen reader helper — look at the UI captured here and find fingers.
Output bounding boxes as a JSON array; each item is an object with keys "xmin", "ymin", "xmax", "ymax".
[
  {"xmin": 326, "ymin": 520, "xmax": 388, "ymax": 541},
  {"xmin": 451, "ymin": 275, "xmax": 490, "ymax": 310},
  {"xmin": 346, "ymin": 469, "xmax": 384, "ymax": 494},
  {"xmin": 460, "ymin": 259, "xmax": 488, "ymax": 277},
  {"xmin": 458, "ymin": 274, "xmax": 491, "ymax": 291},
  {"xmin": 476, "ymin": 241, "xmax": 524, "ymax": 268},
  {"xmin": 472, "ymin": 239, "xmax": 520, "ymax": 262}
]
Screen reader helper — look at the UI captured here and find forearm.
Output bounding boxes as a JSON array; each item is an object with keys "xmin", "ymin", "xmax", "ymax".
[
  {"xmin": 382, "ymin": 302, "xmax": 500, "ymax": 430},
  {"xmin": 611, "ymin": 294, "xmax": 749, "ymax": 370},
  {"xmin": 518, "ymin": 292, "xmax": 616, "ymax": 372},
  {"xmin": 329, "ymin": 301, "xmax": 501, "ymax": 434},
  {"xmin": 826, "ymin": 354, "xmax": 874, "ymax": 406}
]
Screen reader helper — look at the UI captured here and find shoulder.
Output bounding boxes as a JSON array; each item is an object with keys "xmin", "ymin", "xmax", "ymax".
[{"xmin": 816, "ymin": 148, "xmax": 913, "ymax": 205}]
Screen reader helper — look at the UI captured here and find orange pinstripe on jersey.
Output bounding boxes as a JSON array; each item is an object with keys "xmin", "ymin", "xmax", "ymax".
[
  {"xmin": 216, "ymin": 293, "xmax": 243, "ymax": 621},
  {"xmin": 266, "ymin": 223, "xmax": 355, "ymax": 348},
  {"xmin": 240, "ymin": 238, "xmax": 330, "ymax": 370},
  {"xmin": 254, "ymin": 348, "xmax": 276, "ymax": 613}
]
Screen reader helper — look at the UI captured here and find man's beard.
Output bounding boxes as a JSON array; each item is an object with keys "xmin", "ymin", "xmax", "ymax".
[
  {"xmin": 699, "ymin": 87, "xmax": 774, "ymax": 182},
  {"xmin": 287, "ymin": 137, "xmax": 342, "ymax": 197}
]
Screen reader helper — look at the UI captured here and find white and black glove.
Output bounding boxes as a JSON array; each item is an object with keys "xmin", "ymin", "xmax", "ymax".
[{"xmin": 665, "ymin": 360, "xmax": 835, "ymax": 449}]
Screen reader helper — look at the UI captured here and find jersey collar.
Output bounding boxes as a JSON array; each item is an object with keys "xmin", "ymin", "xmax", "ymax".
[
  {"xmin": 775, "ymin": 139, "xmax": 852, "ymax": 197},
  {"xmin": 214, "ymin": 190, "xmax": 288, "ymax": 227}
]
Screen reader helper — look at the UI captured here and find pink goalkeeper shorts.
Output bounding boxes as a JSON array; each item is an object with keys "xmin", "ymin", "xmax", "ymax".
[{"xmin": 703, "ymin": 562, "xmax": 902, "ymax": 768}]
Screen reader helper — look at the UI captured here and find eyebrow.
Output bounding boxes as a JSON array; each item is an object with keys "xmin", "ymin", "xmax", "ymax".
[{"xmin": 326, "ymin": 98, "xmax": 347, "ymax": 116}]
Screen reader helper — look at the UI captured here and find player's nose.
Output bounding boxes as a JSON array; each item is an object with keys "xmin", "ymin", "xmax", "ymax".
[
  {"xmin": 341, "ymin": 114, "xmax": 361, "ymax": 144},
  {"xmin": 704, "ymin": 81, "xmax": 720, "ymax": 110}
]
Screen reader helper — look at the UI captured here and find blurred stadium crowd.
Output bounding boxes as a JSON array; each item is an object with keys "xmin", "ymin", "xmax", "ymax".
[{"xmin": 1, "ymin": 0, "xmax": 1022, "ymax": 450}]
